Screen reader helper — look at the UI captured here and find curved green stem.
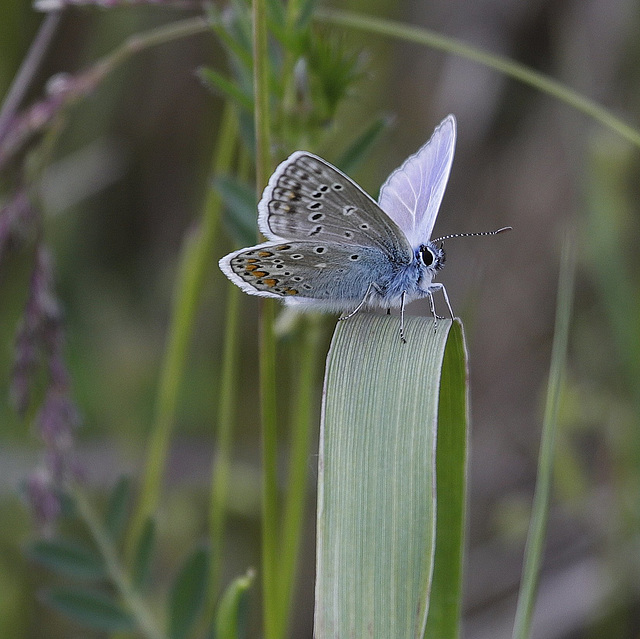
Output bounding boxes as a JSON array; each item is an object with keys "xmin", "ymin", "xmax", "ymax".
[{"xmin": 315, "ymin": 8, "xmax": 640, "ymax": 149}]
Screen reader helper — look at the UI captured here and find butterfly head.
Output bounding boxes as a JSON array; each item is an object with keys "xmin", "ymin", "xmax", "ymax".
[{"xmin": 418, "ymin": 242, "xmax": 445, "ymax": 273}]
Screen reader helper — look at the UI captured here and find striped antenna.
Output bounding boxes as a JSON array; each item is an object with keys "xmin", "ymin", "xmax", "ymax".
[{"xmin": 431, "ymin": 226, "xmax": 512, "ymax": 243}]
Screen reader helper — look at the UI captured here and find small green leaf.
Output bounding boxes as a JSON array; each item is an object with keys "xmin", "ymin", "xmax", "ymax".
[
  {"xmin": 45, "ymin": 587, "xmax": 134, "ymax": 632},
  {"xmin": 198, "ymin": 68, "xmax": 254, "ymax": 114},
  {"xmin": 214, "ymin": 569, "xmax": 255, "ymax": 639},
  {"xmin": 168, "ymin": 546, "xmax": 210, "ymax": 639},
  {"xmin": 336, "ymin": 115, "xmax": 393, "ymax": 176},
  {"xmin": 104, "ymin": 476, "xmax": 131, "ymax": 541},
  {"xmin": 215, "ymin": 175, "xmax": 258, "ymax": 246},
  {"xmin": 27, "ymin": 538, "xmax": 105, "ymax": 580},
  {"xmin": 132, "ymin": 517, "xmax": 156, "ymax": 591}
]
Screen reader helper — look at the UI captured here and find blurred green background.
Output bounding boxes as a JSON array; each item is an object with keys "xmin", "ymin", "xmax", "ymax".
[{"xmin": 2, "ymin": 0, "xmax": 640, "ymax": 637}]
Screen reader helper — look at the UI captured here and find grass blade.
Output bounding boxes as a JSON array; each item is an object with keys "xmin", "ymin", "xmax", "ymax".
[
  {"xmin": 315, "ymin": 313, "xmax": 466, "ymax": 638},
  {"xmin": 512, "ymin": 233, "xmax": 577, "ymax": 639}
]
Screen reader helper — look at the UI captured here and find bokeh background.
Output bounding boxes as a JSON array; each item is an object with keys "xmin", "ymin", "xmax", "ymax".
[{"xmin": 1, "ymin": 0, "xmax": 640, "ymax": 637}]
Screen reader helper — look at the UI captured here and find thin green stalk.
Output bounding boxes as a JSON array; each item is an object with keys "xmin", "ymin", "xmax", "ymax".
[
  {"xmin": 127, "ymin": 104, "xmax": 239, "ymax": 557},
  {"xmin": 252, "ymin": 0, "xmax": 279, "ymax": 638},
  {"xmin": 512, "ymin": 232, "xmax": 576, "ymax": 639},
  {"xmin": 72, "ymin": 486, "xmax": 165, "ymax": 639},
  {"xmin": 206, "ymin": 146, "xmax": 252, "ymax": 618},
  {"xmin": 277, "ymin": 318, "xmax": 322, "ymax": 636},
  {"xmin": 207, "ymin": 284, "xmax": 241, "ymax": 609},
  {"xmin": 315, "ymin": 8, "xmax": 640, "ymax": 150}
]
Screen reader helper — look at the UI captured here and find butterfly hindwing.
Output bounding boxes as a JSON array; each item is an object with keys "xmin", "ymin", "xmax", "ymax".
[
  {"xmin": 220, "ymin": 240, "xmax": 402, "ymax": 308},
  {"xmin": 258, "ymin": 152, "xmax": 413, "ymax": 263}
]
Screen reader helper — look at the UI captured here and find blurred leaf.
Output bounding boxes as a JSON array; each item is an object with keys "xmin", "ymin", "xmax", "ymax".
[
  {"xmin": 336, "ymin": 115, "xmax": 393, "ymax": 176},
  {"xmin": 215, "ymin": 175, "xmax": 258, "ymax": 246},
  {"xmin": 199, "ymin": 68, "xmax": 254, "ymax": 114},
  {"xmin": 228, "ymin": 0, "xmax": 253, "ymax": 54},
  {"xmin": 296, "ymin": 0, "xmax": 317, "ymax": 30},
  {"xmin": 265, "ymin": 0, "xmax": 285, "ymax": 27},
  {"xmin": 27, "ymin": 538, "xmax": 105, "ymax": 580},
  {"xmin": 168, "ymin": 546, "xmax": 210, "ymax": 639},
  {"xmin": 132, "ymin": 517, "xmax": 156, "ymax": 591},
  {"xmin": 307, "ymin": 30, "xmax": 364, "ymax": 121},
  {"xmin": 45, "ymin": 587, "xmax": 134, "ymax": 632},
  {"xmin": 209, "ymin": 12, "xmax": 254, "ymax": 77},
  {"xmin": 104, "ymin": 476, "xmax": 131, "ymax": 542},
  {"xmin": 214, "ymin": 569, "xmax": 255, "ymax": 639},
  {"xmin": 237, "ymin": 110, "xmax": 256, "ymax": 159}
]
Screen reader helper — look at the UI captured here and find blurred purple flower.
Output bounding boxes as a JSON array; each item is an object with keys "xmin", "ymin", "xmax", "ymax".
[
  {"xmin": 0, "ymin": 190, "xmax": 36, "ymax": 263},
  {"xmin": 10, "ymin": 244, "xmax": 82, "ymax": 530},
  {"xmin": 10, "ymin": 245, "xmax": 62, "ymax": 414},
  {"xmin": 0, "ymin": 69, "xmax": 107, "ymax": 172}
]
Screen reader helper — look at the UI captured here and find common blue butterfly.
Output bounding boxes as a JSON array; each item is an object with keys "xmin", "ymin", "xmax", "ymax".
[{"xmin": 219, "ymin": 115, "xmax": 510, "ymax": 341}]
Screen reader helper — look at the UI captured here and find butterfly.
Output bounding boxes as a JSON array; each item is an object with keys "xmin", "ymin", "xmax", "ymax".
[{"xmin": 219, "ymin": 115, "xmax": 510, "ymax": 342}]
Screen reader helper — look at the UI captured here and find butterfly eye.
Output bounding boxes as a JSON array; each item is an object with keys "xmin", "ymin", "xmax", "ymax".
[{"xmin": 419, "ymin": 245, "xmax": 434, "ymax": 266}]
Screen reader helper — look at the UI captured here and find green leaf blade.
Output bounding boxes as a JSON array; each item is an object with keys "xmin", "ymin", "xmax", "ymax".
[
  {"xmin": 27, "ymin": 538, "xmax": 105, "ymax": 581},
  {"xmin": 168, "ymin": 546, "xmax": 210, "ymax": 639},
  {"xmin": 132, "ymin": 517, "xmax": 156, "ymax": 591},
  {"xmin": 45, "ymin": 587, "xmax": 135, "ymax": 632},
  {"xmin": 315, "ymin": 313, "xmax": 465, "ymax": 638},
  {"xmin": 424, "ymin": 321, "xmax": 468, "ymax": 638}
]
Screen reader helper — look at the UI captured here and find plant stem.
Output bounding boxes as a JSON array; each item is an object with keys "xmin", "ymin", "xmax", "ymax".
[
  {"xmin": 252, "ymin": 0, "xmax": 280, "ymax": 636},
  {"xmin": 277, "ymin": 318, "xmax": 322, "ymax": 634},
  {"xmin": 0, "ymin": 13, "xmax": 61, "ymax": 145}
]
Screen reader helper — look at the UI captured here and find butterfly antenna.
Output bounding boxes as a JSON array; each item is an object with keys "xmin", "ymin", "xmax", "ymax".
[{"xmin": 431, "ymin": 226, "xmax": 512, "ymax": 243}]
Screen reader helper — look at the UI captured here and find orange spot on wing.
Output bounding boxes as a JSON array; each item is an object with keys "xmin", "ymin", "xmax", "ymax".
[
  {"xmin": 258, "ymin": 251, "xmax": 273, "ymax": 257},
  {"xmin": 263, "ymin": 279, "xmax": 278, "ymax": 287},
  {"xmin": 284, "ymin": 288, "xmax": 299, "ymax": 296}
]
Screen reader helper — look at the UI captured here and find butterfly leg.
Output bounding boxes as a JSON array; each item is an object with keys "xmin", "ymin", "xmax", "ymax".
[
  {"xmin": 338, "ymin": 282, "xmax": 376, "ymax": 322},
  {"xmin": 430, "ymin": 283, "xmax": 455, "ymax": 319},
  {"xmin": 427, "ymin": 283, "xmax": 455, "ymax": 331},
  {"xmin": 427, "ymin": 292, "xmax": 439, "ymax": 332},
  {"xmin": 399, "ymin": 291, "xmax": 407, "ymax": 343}
]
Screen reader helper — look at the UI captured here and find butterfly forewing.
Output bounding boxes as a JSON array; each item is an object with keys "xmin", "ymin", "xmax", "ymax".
[
  {"xmin": 378, "ymin": 115, "xmax": 456, "ymax": 248},
  {"xmin": 259, "ymin": 152, "xmax": 413, "ymax": 263}
]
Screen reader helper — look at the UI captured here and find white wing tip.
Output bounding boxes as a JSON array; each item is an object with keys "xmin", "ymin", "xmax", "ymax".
[{"xmin": 218, "ymin": 248, "xmax": 283, "ymax": 300}]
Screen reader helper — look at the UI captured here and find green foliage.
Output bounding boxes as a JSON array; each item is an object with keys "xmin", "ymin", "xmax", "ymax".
[
  {"xmin": 45, "ymin": 587, "xmax": 135, "ymax": 633},
  {"xmin": 168, "ymin": 546, "xmax": 211, "ymax": 639},
  {"xmin": 131, "ymin": 517, "xmax": 156, "ymax": 592},
  {"xmin": 104, "ymin": 476, "xmax": 131, "ymax": 542},
  {"xmin": 214, "ymin": 570, "xmax": 255, "ymax": 639},
  {"xmin": 27, "ymin": 538, "xmax": 105, "ymax": 580}
]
